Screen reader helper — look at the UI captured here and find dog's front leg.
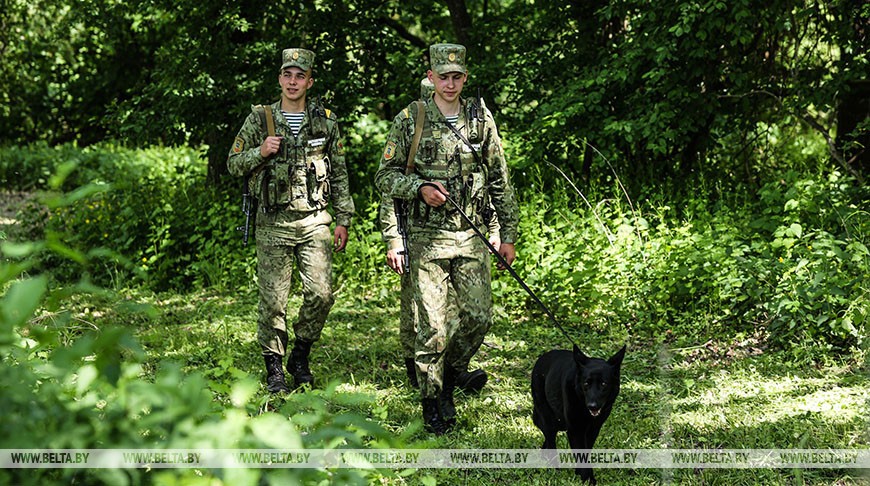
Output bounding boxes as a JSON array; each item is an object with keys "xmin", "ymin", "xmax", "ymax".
[
  {"xmin": 585, "ymin": 420, "xmax": 605, "ymax": 450},
  {"xmin": 567, "ymin": 427, "xmax": 596, "ymax": 484}
]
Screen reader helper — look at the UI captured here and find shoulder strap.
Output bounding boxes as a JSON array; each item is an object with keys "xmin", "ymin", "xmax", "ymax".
[
  {"xmin": 263, "ymin": 105, "xmax": 277, "ymax": 137},
  {"xmin": 405, "ymin": 101, "xmax": 425, "ymax": 175},
  {"xmin": 445, "ymin": 113, "xmax": 480, "ymax": 165},
  {"xmin": 248, "ymin": 105, "xmax": 276, "ymax": 181}
]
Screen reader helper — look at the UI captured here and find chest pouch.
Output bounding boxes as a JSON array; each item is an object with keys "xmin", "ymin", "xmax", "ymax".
[
  {"xmin": 304, "ymin": 138, "xmax": 330, "ymax": 208},
  {"xmin": 467, "ymin": 98, "xmax": 485, "ymax": 143},
  {"xmin": 257, "ymin": 162, "xmax": 306, "ymax": 212}
]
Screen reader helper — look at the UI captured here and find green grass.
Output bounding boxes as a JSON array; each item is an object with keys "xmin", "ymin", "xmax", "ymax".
[{"xmin": 52, "ymin": 283, "xmax": 869, "ymax": 485}]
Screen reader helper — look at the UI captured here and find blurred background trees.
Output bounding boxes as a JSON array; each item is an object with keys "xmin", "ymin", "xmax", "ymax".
[{"xmin": 2, "ymin": 0, "xmax": 865, "ymax": 193}]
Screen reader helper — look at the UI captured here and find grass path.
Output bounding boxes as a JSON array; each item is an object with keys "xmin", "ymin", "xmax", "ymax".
[{"xmin": 72, "ymin": 284, "xmax": 870, "ymax": 485}]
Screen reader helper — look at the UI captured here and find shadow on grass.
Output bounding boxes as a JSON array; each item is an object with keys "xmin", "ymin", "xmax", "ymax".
[{"xmin": 116, "ymin": 289, "xmax": 866, "ymax": 485}]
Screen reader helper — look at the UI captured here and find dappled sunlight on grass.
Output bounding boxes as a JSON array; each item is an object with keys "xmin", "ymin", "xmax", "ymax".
[
  {"xmin": 669, "ymin": 364, "xmax": 867, "ymax": 431},
  {"xmin": 34, "ymin": 286, "xmax": 864, "ymax": 485}
]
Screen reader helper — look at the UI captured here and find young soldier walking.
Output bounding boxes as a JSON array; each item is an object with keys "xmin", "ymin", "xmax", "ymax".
[
  {"xmin": 375, "ymin": 44, "xmax": 519, "ymax": 434},
  {"xmin": 379, "ymin": 77, "xmax": 501, "ymax": 391},
  {"xmin": 228, "ymin": 48, "xmax": 354, "ymax": 393}
]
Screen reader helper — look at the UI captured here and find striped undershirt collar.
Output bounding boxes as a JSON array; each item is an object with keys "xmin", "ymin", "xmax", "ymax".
[{"xmin": 281, "ymin": 111, "xmax": 304, "ymax": 136}]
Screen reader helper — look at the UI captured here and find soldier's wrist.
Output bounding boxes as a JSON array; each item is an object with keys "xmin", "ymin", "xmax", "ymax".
[{"xmin": 387, "ymin": 239, "xmax": 403, "ymax": 251}]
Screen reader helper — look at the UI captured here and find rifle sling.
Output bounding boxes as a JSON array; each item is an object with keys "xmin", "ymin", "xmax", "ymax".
[
  {"xmin": 263, "ymin": 105, "xmax": 277, "ymax": 137},
  {"xmin": 245, "ymin": 104, "xmax": 278, "ymax": 188},
  {"xmin": 392, "ymin": 100, "xmax": 425, "ymax": 262},
  {"xmin": 406, "ymin": 101, "xmax": 425, "ymax": 175},
  {"xmin": 445, "ymin": 117, "xmax": 480, "ymax": 165}
]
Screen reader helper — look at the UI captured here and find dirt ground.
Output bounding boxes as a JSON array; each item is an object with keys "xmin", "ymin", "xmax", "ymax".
[{"xmin": 0, "ymin": 190, "xmax": 34, "ymax": 227}]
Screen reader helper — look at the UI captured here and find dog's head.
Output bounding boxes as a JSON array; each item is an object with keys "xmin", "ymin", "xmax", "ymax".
[{"xmin": 573, "ymin": 345, "xmax": 626, "ymax": 417}]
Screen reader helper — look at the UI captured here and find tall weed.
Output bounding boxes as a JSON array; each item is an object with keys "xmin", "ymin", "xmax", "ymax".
[{"xmin": 496, "ymin": 169, "xmax": 867, "ymax": 351}]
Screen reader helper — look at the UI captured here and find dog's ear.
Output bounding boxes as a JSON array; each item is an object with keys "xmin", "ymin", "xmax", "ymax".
[
  {"xmin": 573, "ymin": 344, "xmax": 590, "ymax": 366},
  {"xmin": 608, "ymin": 345, "xmax": 627, "ymax": 367}
]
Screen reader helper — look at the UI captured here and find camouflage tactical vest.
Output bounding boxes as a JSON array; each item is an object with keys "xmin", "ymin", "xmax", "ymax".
[
  {"xmin": 412, "ymin": 97, "xmax": 490, "ymax": 229},
  {"xmin": 252, "ymin": 101, "xmax": 332, "ymax": 213}
]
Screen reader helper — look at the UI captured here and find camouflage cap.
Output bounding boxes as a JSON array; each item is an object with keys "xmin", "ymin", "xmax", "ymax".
[
  {"xmin": 429, "ymin": 43, "xmax": 466, "ymax": 75},
  {"xmin": 281, "ymin": 48, "xmax": 315, "ymax": 72},
  {"xmin": 420, "ymin": 77, "xmax": 434, "ymax": 99}
]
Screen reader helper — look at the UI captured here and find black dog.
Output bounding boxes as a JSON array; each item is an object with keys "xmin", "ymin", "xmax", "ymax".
[{"xmin": 531, "ymin": 345, "xmax": 626, "ymax": 484}]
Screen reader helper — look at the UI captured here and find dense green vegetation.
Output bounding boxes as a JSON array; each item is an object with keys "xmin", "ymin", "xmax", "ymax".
[
  {"xmin": 1, "ymin": 0, "xmax": 868, "ymax": 484},
  {"xmin": 1, "ymin": 142, "xmax": 867, "ymax": 484}
]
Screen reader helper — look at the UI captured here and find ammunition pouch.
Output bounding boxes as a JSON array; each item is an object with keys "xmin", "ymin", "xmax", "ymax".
[
  {"xmin": 255, "ymin": 146, "xmax": 331, "ymax": 213},
  {"xmin": 413, "ymin": 171, "xmax": 487, "ymax": 228},
  {"xmin": 251, "ymin": 100, "xmax": 333, "ymax": 213},
  {"xmin": 308, "ymin": 151, "xmax": 330, "ymax": 207}
]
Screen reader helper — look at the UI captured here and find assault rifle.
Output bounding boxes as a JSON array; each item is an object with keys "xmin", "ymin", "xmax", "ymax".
[
  {"xmin": 236, "ymin": 174, "xmax": 257, "ymax": 245},
  {"xmin": 393, "ymin": 198, "xmax": 410, "ymax": 271}
]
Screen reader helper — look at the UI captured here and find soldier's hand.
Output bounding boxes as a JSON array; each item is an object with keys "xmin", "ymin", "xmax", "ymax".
[
  {"xmin": 419, "ymin": 181, "xmax": 448, "ymax": 207},
  {"xmin": 260, "ymin": 136, "xmax": 283, "ymax": 158},
  {"xmin": 334, "ymin": 225, "xmax": 348, "ymax": 252},
  {"xmin": 488, "ymin": 235, "xmax": 501, "ymax": 252},
  {"xmin": 497, "ymin": 243, "xmax": 515, "ymax": 270},
  {"xmin": 386, "ymin": 248, "xmax": 404, "ymax": 274}
]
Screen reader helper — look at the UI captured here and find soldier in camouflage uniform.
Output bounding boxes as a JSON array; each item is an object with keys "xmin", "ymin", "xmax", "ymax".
[
  {"xmin": 379, "ymin": 77, "xmax": 502, "ymax": 390},
  {"xmin": 375, "ymin": 44, "xmax": 519, "ymax": 434},
  {"xmin": 228, "ymin": 48, "xmax": 355, "ymax": 393}
]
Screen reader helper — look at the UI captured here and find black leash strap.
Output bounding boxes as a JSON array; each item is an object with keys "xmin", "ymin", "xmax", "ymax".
[
  {"xmin": 444, "ymin": 121, "xmax": 480, "ymax": 165},
  {"xmin": 427, "ymin": 184, "xmax": 578, "ymax": 347}
]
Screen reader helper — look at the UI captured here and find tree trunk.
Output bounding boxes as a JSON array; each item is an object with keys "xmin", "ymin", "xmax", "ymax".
[
  {"xmin": 837, "ymin": 79, "xmax": 869, "ymax": 177},
  {"xmin": 443, "ymin": 0, "xmax": 473, "ymax": 47}
]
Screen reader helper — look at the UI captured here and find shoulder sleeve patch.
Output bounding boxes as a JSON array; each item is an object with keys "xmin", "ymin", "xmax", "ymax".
[
  {"xmin": 232, "ymin": 137, "xmax": 245, "ymax": 153},
  {"xmin": 402, "ymin": 108, "xmax": 410, "ymax": 119},
  {"xmin": 383, "ymin": 141, "xmax": 397, "ymax": 161}
]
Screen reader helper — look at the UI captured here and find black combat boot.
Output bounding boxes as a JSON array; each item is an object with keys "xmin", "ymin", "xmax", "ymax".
[
  {"xmin": 264, "ymin": 353, "xmax": 290, "ymax": 394},
  {"xmin": 456, "ymin": 368, "xmax": 488, "ymax": 393},
  {"xmin": 440, "ymin": 364, "xmax": 458, "ymax": 426},
  {"xmin": 287, "ymin": 338, "xmax": 315, "ymax": 388},
  {"xmin": 404, "ymin": 358, "xmax": 419, "ymax": 388},
  {"xmin": 422, "ymin": 398, "xmax": 451, "ymax": 436}
]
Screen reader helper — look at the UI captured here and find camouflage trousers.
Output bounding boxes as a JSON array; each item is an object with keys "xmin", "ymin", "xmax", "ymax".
[
  {"xmin": 256, "ymin": 210, "xmax": 335, "ymax": 356},
  {"xmin": 400, "ymin": 271, "xmax": 459, "ymax": 359},
  {"xmin": 410, "ymin": 230, "xmax": 492, "ymax": 399}
]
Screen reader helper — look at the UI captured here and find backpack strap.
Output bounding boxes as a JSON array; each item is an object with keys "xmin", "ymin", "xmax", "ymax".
[
  {"xmin": 263, "ymin": 105, "xmax": 277, "ymax": 137},
  {"xmin": 405, "ymin": 101, "xmax": 425, "ymax": 175},
  {"xmin": 248, "ymin": 104, "xmax": 277, "ymax": 187}
]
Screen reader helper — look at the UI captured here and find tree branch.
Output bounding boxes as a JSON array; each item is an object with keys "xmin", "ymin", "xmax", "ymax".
[
  {"xmin": 800, "ymin": 112, "xmax": 864, "ymax": 184},
  {"xmin": 718, "ymin": 90, "xmax": 864, "ymax": 184},
  {"xmin": 380, "ymin": 16, "xmax": 428, "ymax": 50}
]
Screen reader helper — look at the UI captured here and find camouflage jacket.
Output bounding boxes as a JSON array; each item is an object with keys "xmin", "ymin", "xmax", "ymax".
[
  {"xmin": 378, "ymin": 193, "xmax": 501, "ymax": 250},
  {"xmin": 227, "ymin": 99, "xmax": 354, "ymax": 228},
  {"xmin": 374, "ymin": 95, "xmax": 518, "ymax": 243}
]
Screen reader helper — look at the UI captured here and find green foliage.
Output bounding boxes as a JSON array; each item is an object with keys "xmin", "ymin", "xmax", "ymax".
[
  {"xmin": 493, "ymin": 168, "xmax": 868, "ymax": 351},
  {"xmin": 0, "ymin": 176, "xmax": 402, "ymax": 486},
  {"xmin": 2, "ymin": 0, "xmax": 865, "ymax": 189},
  {"xmin": 2, "ymin": 143, "xmax": 256, "ymax": 291},
  {"xmin": 4, "ymin": 142, "xmax": 868, "ymax": 350},
  {"xmin": 499, "ymin": 0, "xmax": 868, "ymax": 191}
]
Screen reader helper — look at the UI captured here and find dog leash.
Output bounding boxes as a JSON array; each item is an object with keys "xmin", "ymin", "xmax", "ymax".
[{"xmin": 425, "ymin": 184, "xmax": 579, "ymax": 348}]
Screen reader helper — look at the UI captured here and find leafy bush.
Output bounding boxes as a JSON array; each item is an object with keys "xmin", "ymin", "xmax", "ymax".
[
  {"xmin": 1, "ymin": 176, "xmax": 402, "ymax": 486},
  {"xmin": 493, "ymin": 169, "xmax": 868, "ymax": 351},
  {"xmin": 3, "ymin": 143, "xmax": 255, "ymax": 291}
]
